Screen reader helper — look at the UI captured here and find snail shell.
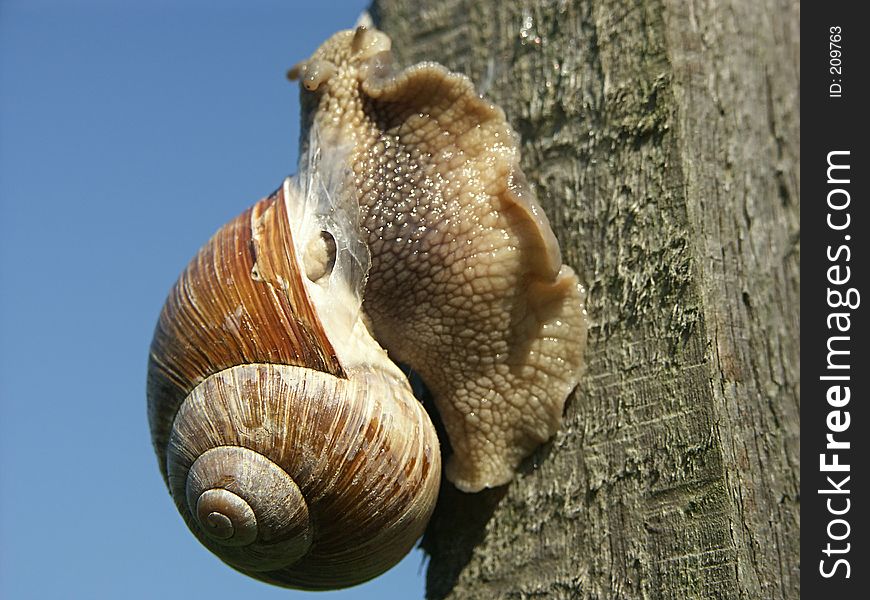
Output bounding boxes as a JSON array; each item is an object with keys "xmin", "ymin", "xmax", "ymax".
[
  {"xmin": 148, "ymin": 25, "xmax": 586, "ymax": 590},
  {"xmin": 148, "ymin": 141, "xmax": 440, "ymax": 589}
]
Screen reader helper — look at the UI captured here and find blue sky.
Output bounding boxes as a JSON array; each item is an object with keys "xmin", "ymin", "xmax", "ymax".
[{"xmin": 0, "ymin": 1, "xmax": 429, "ymax": 598}]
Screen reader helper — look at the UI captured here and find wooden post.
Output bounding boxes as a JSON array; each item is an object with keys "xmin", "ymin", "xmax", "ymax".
[{"xmin": 371, "ymin": 0, "xmax": 800, "ymax": 597}]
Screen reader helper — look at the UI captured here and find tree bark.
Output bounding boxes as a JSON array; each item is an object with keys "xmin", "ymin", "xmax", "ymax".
[{"xmin": 370, "ymin": 1, "xmax": 800, "ymax": 598}]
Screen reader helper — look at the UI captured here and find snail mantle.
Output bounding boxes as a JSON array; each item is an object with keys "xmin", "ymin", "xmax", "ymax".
[{"xmin": 147, "ymin": 26, "xmax": 586, "ymax": 590}]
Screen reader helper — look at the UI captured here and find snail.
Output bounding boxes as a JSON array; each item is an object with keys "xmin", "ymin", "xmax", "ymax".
[{"xmin": 147, "ymin": 25, "xmax": 587, "ymax": 590}]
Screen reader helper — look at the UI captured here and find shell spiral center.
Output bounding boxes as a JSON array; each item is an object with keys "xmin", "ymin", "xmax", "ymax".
[{"xmin": 183, "ymin": 446, "xmax": 312, "ymax": 572}]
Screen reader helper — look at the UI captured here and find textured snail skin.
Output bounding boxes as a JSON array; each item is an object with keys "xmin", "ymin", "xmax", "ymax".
[{"xmin": 290, "ymin": 27, "xmax": 587, "ymax": 492}]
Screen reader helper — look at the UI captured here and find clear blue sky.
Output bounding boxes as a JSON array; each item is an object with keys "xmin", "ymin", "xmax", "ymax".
[{"xmin": 0, "ymin": 2, "xmax": 429, "ymax": 598}]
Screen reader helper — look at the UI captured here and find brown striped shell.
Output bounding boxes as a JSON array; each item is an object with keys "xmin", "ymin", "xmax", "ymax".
[{"xmin": 147, "ymin": 174, "xmax": 441, "ymax": 589}]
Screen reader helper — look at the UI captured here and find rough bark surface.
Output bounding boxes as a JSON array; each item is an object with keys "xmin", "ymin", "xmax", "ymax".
[{"xmin": 370, "ymin": 1, "xmax": 800, "ymax": 598}]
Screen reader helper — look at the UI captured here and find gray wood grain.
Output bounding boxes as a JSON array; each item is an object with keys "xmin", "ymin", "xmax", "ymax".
[{"xmin": 370, "ymin": 1, "xmax": 800, "ymax": 597}]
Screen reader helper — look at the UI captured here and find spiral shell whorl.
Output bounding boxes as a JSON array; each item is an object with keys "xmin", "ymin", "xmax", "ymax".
[
  {"xmin": 166, "ymin": 362, "xmax": 440, "ymax": 589},
  {"xmin": 183, "ymin": 446, "xmax": 312, "ymax": 570},
  {"xmin": 194, "ymin": 488, "xmax": 256, "ymax": 546}
]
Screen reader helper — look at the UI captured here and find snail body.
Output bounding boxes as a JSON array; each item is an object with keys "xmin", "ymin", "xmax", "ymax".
[
  {"xmin": 148, "ymin": 26, "xmax": 585, "ymax": 590},
  {"xmin": 290, "ymin": 27, "xmax": 587, "ymax": 491}
]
